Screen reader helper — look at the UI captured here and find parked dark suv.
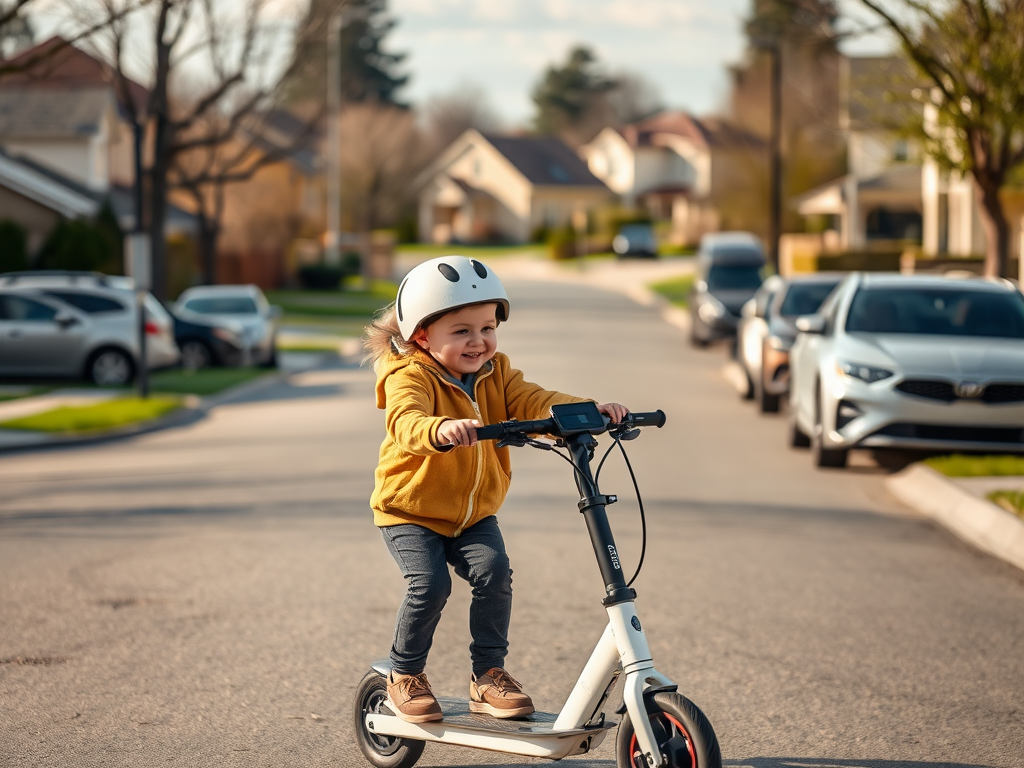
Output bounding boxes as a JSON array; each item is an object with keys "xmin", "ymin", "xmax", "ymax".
[{"xmin": 689, "ymin": 232, "xmax": 766, "ymax": 348}]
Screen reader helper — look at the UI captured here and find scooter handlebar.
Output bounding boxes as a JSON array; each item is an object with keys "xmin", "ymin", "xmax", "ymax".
[{"xmin": 474, "ymin": 410, "xmax": 665, "ymax": 442}]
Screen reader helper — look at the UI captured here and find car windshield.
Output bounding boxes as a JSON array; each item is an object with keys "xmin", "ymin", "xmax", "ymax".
[
  {"xmin": 707, "ymin": 264, "xmax": 763, "ymax": 292},
  {"xmin": 779, "ymin": 282, "xmax": 840, "ymax": 317},
  {"xmin": 845, "ymin": 286, "xmax": 1024, "ymax": 338},
  {"xmin": 183, "ymin": 296, "xmax": 259, "ymax": 315}
]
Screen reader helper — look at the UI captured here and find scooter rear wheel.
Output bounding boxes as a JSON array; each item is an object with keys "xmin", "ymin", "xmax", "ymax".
[
  {"xmin": 615, "ymin": 691, "xmax": 722, "ymax": 768},
  {"xmin": 354, "ymin": 670, "xmax": 425, "ymax": 768}
]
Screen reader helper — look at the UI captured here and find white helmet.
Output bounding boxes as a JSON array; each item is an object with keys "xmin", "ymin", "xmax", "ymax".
[{"xmin": 395, "ymin": 256, "xmax": 509, "ymax": 340}]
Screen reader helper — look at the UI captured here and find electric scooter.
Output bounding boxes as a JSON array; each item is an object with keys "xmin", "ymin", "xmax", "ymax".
[{"xmin": 354, "ymin": 402, "xmax": 722, "ymax": 768}]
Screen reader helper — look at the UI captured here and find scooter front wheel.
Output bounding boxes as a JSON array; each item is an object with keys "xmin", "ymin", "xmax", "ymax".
[
  {"xmin": 354, "ymin": 670, "xmax": 425, "ymax": 768},
  {"xmin": 615, "ymin": 691, "xmax": 722, "ymax": 768}
]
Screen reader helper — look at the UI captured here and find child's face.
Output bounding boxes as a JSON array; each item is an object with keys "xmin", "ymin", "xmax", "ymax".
[{"xmin": 413, "ymin": 303, "xmax": 498, "ymax": 378}]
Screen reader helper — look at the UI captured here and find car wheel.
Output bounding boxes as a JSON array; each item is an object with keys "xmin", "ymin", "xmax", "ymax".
[
  {"xmin": 812, "ymin": 384, "xmax": 848, "ymax": 468},
  {"xmin": 88, "ymin": 348, "xmax": 135, "ymax": 387},
  {"xmin": 789, "ymin": 415, "xmax": 811, "ymax": 448},
  {"xmin": 689, "ymin": 317, "xmax": 709, "ymax": 348},
  {"xmin": 180, "ymin": 339, "xmax": 213, "ymax": 371},
  {"xmin": 260, "ymin": 340, "xmax": 278, "ymax": 369},
  {"xmin": 758, "ymin": 379, "xmax": 780, "ymax": 413}
]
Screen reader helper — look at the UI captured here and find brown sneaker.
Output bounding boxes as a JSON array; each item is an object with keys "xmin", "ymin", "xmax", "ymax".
[
  {"xmin": 469, "ymin": 668, "xmax": 535, "ymax": 719},
  {"xmin": 386, "ymin": 671, "xmax": 443, "ymax": 723}
]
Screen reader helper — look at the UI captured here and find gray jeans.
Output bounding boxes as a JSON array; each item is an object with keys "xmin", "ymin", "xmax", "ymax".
[{"xmin": 381, "ymin": 516, "xmax": 512, "ymax": 677}]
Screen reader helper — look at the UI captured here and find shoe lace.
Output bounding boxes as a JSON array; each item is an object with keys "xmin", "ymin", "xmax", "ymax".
[
  {"xmin": 488, "ymin": 668, "xmax": 522, "ymax": 693},
  {"xmin": 399, "ymin": 673, "xmax": 433, "ymax": 698}
]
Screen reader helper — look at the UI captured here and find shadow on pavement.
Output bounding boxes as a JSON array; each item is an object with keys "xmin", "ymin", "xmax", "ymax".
[{"xmin": 728, "ymin": 759, "xmax": 1001, "ymax": 768}]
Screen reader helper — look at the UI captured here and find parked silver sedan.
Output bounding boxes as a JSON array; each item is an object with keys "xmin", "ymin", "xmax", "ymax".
[
  {"xmin": 789, "ymin": 273, "xmax": 1024, "ymax": 468},
  {"xmin": 0, "ymin": 274, "xmax": 179, "ymax": 386},
  {"xmin": 737, "ymin": 273, "xmax": 844, "ymax": 412},
  {"xmin": 174, "ymin": 285, "xmax": 280, "ymax": 367}
]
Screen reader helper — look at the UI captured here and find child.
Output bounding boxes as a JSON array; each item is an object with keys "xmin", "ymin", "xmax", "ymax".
[{"xmin": 363, "ymin": 255, "xmax": 627, "ymax": 723}]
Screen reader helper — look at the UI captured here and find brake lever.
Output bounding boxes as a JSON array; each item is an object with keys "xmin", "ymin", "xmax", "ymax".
[{"xmin": 497, "ymin": 434, "xmax": 530, "ymax": 449}]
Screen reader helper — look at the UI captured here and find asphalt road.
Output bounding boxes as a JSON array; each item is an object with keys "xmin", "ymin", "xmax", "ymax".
[{"xmin": 1, "ymin": 277, "xmax": 1023, "ymax": 768}]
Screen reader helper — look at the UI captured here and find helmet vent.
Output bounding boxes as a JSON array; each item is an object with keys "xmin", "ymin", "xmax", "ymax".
[
  {"xmin": 438, "ymin": 263, "xmax": 460, "ymax": 282},
  {"xmin": 470, "ymin": 260, "xmax": 488, "ymax": 278}
]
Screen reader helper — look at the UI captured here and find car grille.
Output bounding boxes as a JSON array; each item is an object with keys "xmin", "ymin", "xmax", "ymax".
[
  {"xmin": 984, "ymin": 384, "xmax": 1024, "ymax": 403},
  {"xmin": 895, "ymin": 379, "xmax": 1024, "ymax": 404},
  {"xmin": 874, "ymin": 423, "xmax": 1024, "ymax": 444}
]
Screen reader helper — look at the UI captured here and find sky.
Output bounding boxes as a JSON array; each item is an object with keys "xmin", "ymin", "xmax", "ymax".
[
  {"xmin": 28, "ymin": 0, "xmax": 893, "ymax": 127},
  {"xmin": 386, "ymin": 0, "xmax": 893, "ymax": 128}
]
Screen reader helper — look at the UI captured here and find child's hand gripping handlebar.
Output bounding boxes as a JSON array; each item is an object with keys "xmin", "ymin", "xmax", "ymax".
[{"xmin": 475, "ymin": 409, "xmax": 666, "ymax": 443}]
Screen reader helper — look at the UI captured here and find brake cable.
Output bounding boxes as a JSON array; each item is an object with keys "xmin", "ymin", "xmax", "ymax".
[{"xmin": 520, "ymin": 427, "xmax": 649, "ymax": 588}]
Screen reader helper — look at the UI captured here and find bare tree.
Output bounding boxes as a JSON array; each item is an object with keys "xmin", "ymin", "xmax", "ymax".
[
  {"xmin": 421, "ymin": 82, "xmax": 501, "ymax": 153},
  {"xmin": 339, "ymin": 102, "xmax": 427, "ymax": 232},
  {"xmin": 75, "ymin": 0, "xmax": 314, "ymax": 298},
  {"xmin": 606, "ymin": 71, "xmax": 664, "ymax": 126},
  {"xmin": 857, "ymin": 0, "xmax": 1024, "ymax": 277}
]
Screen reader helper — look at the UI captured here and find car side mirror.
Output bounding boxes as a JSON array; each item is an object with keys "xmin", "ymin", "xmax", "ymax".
[
  {"xmin": 55, "ymin": 311, "xmax": 79, "ymax": 329},
  {"xmin": 795, "ymin": 314, "xmax": 825, "ymax": 334}
]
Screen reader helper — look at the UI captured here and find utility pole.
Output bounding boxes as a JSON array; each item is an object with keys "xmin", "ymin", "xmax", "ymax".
[
  {"xmin": 325, "ymin": 9, "xmax": 343, "ymax": 267},
  {"xmin": 127, "ymin": 120, "xmax": 150, "ymax": 398},
  {"xmin": 767, "ymin": 41, "xmax": 783, "ymax": 274}
]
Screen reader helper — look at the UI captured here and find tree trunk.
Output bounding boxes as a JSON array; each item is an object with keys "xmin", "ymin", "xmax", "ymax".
[
  {"xmin": 148, "ymin": 116, "xmax": 170, "ymax": 301},
  {"xmin": 972, "ymin": 173, "xmax": 1010, "ymax": 278},
  {"xmin": 197, "ymin": 214, "xmax": 220, "ymax": 285}
]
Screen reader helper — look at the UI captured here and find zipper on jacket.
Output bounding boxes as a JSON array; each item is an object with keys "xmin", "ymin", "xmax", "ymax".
[
  {"xmin": 419, "ymin": 360, "xmax": 494, "ymax": 538},
  {"xmin": 453, "ymin": 399, "xmax": 485, "ymax": 537}
]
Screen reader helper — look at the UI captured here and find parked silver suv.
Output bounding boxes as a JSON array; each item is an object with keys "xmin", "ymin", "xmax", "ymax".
[{"xmin": 0, "ymin": 272, "xmax": 179, "ymax": 386}]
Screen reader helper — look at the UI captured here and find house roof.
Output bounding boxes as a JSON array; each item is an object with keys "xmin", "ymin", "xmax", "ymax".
[
  {"xmin": 0, "ymin": 147, "xmax": 196, "ymax": 231},
  {"xmin": 794, "ymin": 164, "xmax": 923, "ymax": 215},
  {"xmin": 1, "ymin": 36, "xmax": 150, "ymax": 117},
  {"xmin": 0, "ymin": 146, "xmax": 98, "ymax": 218},
  {"xmin": 623, "ymin": 111, "xmax": 763, "ymax": 151},
  {"xmin": 0, "ymin": 87, "xmax": 115, "ymax": 139},
  {"xmin": 480, "ymin": 133, "xmax": 607, "ymax": 187}
]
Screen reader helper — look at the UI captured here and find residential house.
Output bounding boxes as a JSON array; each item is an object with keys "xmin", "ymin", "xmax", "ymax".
[
  {"xmin": 579, "ymin": 111, "xmax": 765, "ymax": 246},
  {"xmin": 417, "ymin": 130, "xmax": 612, "ymax": 244},
  {"xmin": 794, "ymin": 57, "xmax": 925, "ymax": 254},
  {"xmin": 0, "ymin": 37, "xmax": 194, "ymax": 256}
]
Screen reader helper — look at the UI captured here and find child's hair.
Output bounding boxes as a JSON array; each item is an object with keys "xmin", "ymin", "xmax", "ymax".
[{"xmin": 363, "ymin": 302, "xmax": 415, "ymax": 369}]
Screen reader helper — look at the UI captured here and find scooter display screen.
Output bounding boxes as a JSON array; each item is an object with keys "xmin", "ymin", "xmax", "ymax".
[{"xmin": 550, "ymin": 402, "xmax": 605, "ymax": 434}]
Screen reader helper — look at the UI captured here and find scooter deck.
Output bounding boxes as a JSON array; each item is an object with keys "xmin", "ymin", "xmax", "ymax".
[{"xmin": 381, "ymin": 696, "xmax": 613, "ymax": 735}]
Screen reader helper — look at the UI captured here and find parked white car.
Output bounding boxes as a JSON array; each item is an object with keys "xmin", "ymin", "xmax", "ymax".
[
  {"xmin": 788, "ymin": 273, "xmax": 1024, "ymax": 468},
  {"xmin": 174, "ymin": 285, "xmax": 280, "ymax": 367},
  {"xmin": 0, "ymin": 272, "xmax": 179, "ymax": 385}
]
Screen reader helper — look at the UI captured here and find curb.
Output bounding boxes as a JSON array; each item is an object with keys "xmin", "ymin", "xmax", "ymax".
[{"xmin": 886, "ymin": 464, "xmax": 1024, "ymax": 573}]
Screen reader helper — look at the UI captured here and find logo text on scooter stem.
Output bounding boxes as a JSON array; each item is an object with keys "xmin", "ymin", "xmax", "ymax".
[
  {"xmin": 631, "ymin": 616, "xmax": 642, "ymax": 632},
  {"xmin": 607, "ymin": 545, "xmax": 620, "ymax": 569}
]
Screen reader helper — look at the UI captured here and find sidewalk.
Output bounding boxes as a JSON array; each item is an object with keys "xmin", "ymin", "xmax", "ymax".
[{"xmin": 0, "ymin": 347, "xmax": 354, "ymax": 454}]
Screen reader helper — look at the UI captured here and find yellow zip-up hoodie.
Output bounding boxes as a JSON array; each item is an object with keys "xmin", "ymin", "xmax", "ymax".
[{"xmin": 371, "ymin": 349, "xmax": 588, "ymax": 536}]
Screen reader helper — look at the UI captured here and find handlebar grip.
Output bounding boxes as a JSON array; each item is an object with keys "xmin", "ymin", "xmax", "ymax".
[
  {"xmin": 628, "ymin": 410, "xmax": 666, "ymax": 428},
  {"xmin": 475, "ymin": 424, "xmax": 506, "ymax": 441}
]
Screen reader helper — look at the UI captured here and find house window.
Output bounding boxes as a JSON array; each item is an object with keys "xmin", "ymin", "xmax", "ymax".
[{"xmin": 893, "ymin": 139, "xmax": 909, "ymax": 162}]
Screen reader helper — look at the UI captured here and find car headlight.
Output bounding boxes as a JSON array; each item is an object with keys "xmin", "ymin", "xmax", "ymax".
[
  {"xmin": 212, "ymin": 327, "xmax": 242, "ymax": 345},
  {"xmin": 836, "ymin": 360, "xmax": 894, "ymax": 383},
  {"xmin": 697, "ymin": 297, "xmax": 726, "ymax": 323},
  {"xmin": 767, "ymin": 334, "xmax": 794, "ymax": 351}
]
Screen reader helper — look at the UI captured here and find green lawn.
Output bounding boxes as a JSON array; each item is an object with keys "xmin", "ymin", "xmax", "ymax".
[
  {"xmin": 648, "ymin": 274, "xmax": 696, "ymax": 308},
  {"xmin": 0, "ymin": 396, "xmax": 181, "ymax": 433},
  {"xmin": 148, "ymin": 367, "xmax": 269, "ymax": 396},
  {"xmin": 924, "ymin": 454, "xmax": 1024, "ymax": 477},
  {"xmin": 396, "ymin": 244, "xmax": 546, "ymax": 259},
  {"xmin": 987, "ymin": 490, "xmax": 1024, "ymax": 520}
]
